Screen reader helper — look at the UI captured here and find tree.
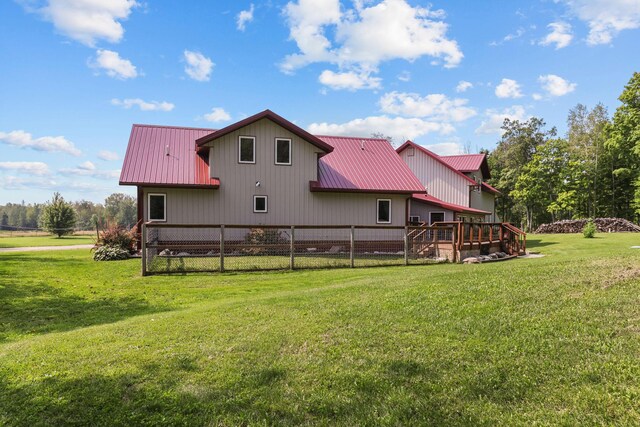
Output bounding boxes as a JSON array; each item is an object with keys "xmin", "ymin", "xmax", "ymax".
[
  {"xmin": 39, "ymin": 193, "xmax": 77, "ymax": 237},
  {"xmin": 0, "ymin": 212, "xmax": 8, "ymax": 230},
  {"xmin": 105, "ymin": 193, "xmax": 137, "ymax": 228}
]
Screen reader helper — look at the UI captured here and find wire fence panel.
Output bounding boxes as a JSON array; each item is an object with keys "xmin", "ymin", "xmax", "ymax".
[{"xmin": 142, "ymin": 223, "xmax": 456, "ymax": 275}]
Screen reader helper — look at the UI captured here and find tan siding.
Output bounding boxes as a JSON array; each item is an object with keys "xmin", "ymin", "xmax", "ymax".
[
  {"xmin": 469, "ymin": 190, "xmax": 497, "ymax": 222},
  {"xmin": 399, "ymin": 149, "xmax": 470, "ymax": 206},
  {"xmin": 409, "ymin": 200, "xmax": 455, "ymax": 223}
]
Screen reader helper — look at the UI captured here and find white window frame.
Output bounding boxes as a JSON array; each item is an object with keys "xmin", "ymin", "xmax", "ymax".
[
  {"xmin": 274, "ymin": 138, "xmax": 292, "ymax": 165},
  {"xmin": 429, "ymin": 211, "xmax": 446, "ymax": 225},
  {"xmin": 253, "ymin": 195, "xmax": 268, "ymax": 213},
  {"xmin": 238, "ymin": 136, "xmax": 256, "ymax": 164},
  {"xmin": 409, "ymin": 215, "xmax": 421, "ymax": 223},
  {"xmin": 376, "ymin": 199, "xmax": 391, "ymax": 224},
  {"xmin": 148, "ymin": 193, "xmax": 166, "ymax": 222}
]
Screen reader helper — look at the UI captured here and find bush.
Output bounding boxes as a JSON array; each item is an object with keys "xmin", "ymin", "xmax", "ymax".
[
  {"xmin": 95, "ymin": 224, "xmax": 137, "ymax": 253},
  {"xmin": 243, "ymin": 228, "xmax": 288, "ymax": 255},
  {"xmin": 39, "ymin": 192, "xmax": 77, "ymax": 237},
  {"xmin": 93, "ymin": 245, "xmax": 130, "ymax": 261},
  {"xmin": 583, "ymin": 220, "xmax": 596, "ymax": 238}
]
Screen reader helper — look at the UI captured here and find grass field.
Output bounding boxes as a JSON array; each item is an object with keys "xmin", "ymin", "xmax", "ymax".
[
  {"xmin": 0, "ymin": 235, "xmax": 95, "ymax": 248},
  {"xmin": 1, "ymin": 233, "xmax": 639, "ymax": 425}
]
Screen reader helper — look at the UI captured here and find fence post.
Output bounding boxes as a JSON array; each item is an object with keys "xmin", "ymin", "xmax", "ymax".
[
  {"xmin": 290, "ymin": 226, "xmax": 295, "ymax": 270},
  {"xmin": 452, "ymin": 226, "xmax": 457, "ymax": 263},
  {"xmin": 141, "ymin": 223, "xmax": 147, "ymax": 276},
  {"xmin": 403, "ymin": 226, "xmax": 409, "ymax": 266},
  {"xmin": 220, "ymin": 225, "xmax": 225, "ymax": 273},
  {"xmin": 350, "ymin": 226, "xmax": 355, "ymax": 268}
]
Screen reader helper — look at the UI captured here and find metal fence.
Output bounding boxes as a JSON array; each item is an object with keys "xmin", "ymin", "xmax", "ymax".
[{"xmin": 141, "ymin": 223, "xmax": 457, "ymax": 275}]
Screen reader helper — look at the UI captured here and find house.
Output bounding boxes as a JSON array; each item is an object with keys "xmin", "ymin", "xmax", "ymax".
[
  {"xmin": 120, "ymin": 109, "xmax": 426, "ymax": 227},
  {"xmin": 396, "ymin": 141, "xmax": 501, "ymax": 224}
]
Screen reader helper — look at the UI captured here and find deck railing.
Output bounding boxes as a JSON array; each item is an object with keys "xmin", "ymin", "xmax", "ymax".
[{"xmin": 432, "ymin": 221, "xmax": 526, "ymax": 256}]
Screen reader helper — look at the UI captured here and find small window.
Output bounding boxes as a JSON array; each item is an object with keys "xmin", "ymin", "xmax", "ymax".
[
  {"xmin": 409, "ymin": 215, "xmax": 421, "ymax": 223},
  {"xmin": 253, "ymin": 195, "xmax": 267, "ymax": 213},
  {"xmin": 407, "ymin": 147, "xmax": 415, "ymax": 156},
  {"xmin": 275, "ymin": 138, "xmax": 292, "ymax": 165},
  {"xmin": 377, "ymin": 199, "xmax": 391, "ymax": 224},
  {"xmin": 148, "ymin": 193, "xmax": 166, "ymax": 221},
  {"xmin": 239, "ymin": 136, "xmax": 255, "ymax": 163}
]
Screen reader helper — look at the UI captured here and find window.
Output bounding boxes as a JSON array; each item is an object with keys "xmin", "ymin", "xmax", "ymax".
[
  {"xmin": 429, "ymin": 212, "xmax": 445, "ymax": 225},
  {"xmin": 407, "ymin": 147, "xmax": 415, "ymax": 156},
  {"xmin": 253, "ymin": 195, "xmax": 267, "ymax": 213},
  {"xmin": 275, "ymin": 138, "xmax": 292, "ymax": 165},
  {"xmin": 148, "ymin": 193, "xmax": 166, "ymax": 221},
  {"xmin": 377, "ymin": 199, "xmax": 391, "ymax": 224},
  {"xmin": 409, "ymin": 215, "xmax": 421, "ymax": 223},
  {"xmin": 239, "ymin": 136, "xmax": 255, "ymax": 163}
]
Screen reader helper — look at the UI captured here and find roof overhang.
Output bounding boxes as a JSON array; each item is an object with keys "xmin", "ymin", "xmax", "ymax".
[
  {"xmin": 119, "ymin": 179, "xmax": 220, "ymax": 189},
  {"xmin": 310, "ymin": 180, "xmax": 425, "ymax": 195},
  {"xmin": 411, "ymin": 194, "xmax": 491, "ymax": 215}
]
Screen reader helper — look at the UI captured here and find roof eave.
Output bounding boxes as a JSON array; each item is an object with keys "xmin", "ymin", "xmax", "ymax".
[{"xmin": 310, "ymin": 181, "xmax": 425, "ymax": 195}]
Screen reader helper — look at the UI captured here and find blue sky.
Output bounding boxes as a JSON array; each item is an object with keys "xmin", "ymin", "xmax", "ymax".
[{"xmin": 1, "ymin": 0, "xmax": 639, "ymax": 204}]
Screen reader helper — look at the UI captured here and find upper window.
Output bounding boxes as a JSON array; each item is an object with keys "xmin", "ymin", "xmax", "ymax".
[
  {"xmin": 239, "ymin": 136, "xmax": 255, "ymax": 164},
  {"xmin": 254, "ymin": 195, "xmax": 267, "ymax": 213},
  {"xmin": 148, "ymin": 193, "xmax": 166, "ymax": 222},
  {"xmin": 377, "ymin": 199, "xmax": 391, "ymax": 224},
  {"xmin": 275, "ymin": 138, "xmax": 292, "ymax": 165},
  {"xmin": 407, "ymin": 147, "xmax": 415, "ymax": 156}
]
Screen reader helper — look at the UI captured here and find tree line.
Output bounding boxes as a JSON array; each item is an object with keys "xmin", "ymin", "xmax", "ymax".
[
  {"xmin": 488, "ymin": 72, "xmax": 640, "ymax": 230},
  {"xmin": 0, "ymin": 192, "xmax": 137, "ymax": 232}
]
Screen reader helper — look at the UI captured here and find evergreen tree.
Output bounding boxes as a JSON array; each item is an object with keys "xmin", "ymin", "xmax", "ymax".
[{"xmin": 39, "ymin": 193, "xmax": 77, "ymax": 237}]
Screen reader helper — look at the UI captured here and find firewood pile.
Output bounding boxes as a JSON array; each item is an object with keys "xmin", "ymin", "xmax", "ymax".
[{"xmin": 534, "ymin": 218, "xmax": 640, "ymax": 234}]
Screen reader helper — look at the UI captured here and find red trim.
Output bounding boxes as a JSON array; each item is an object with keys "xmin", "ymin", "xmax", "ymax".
[
  {"xmin": 309, "ymin": 180, "xmax": 424, "ymax": 195},
  {"xmin": 120, "ymin": 180, "xmax": 220, "ymax": 189},
  {"xmin": 481, "ymin": 182, "xmax": 501, "ymax": 194},
  {"xmin": 412, "ymin": 193, "xmax": 491, "ymax": 215},
  {"xmin": 196, "ymin": 109, "xmax": 334, "ymax": 153},
  {"xmin": 397, "ymin": 141, "xmax": 478, "ymax": 185}
]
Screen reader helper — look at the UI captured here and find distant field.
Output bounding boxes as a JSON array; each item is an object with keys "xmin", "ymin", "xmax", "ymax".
[
  {"xmin": 0, "ymin": 235, "xmax": 95, "ymax": 248},
  {"xmin": 0, "ymin": 233, "xmax": 638, "ymax": 425}
]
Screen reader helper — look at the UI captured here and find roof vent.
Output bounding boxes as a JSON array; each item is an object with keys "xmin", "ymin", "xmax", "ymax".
[
  {"xmin": 361, "ymin": 140, "xmax": 365, "ymax": 150},
  {"xmin": 165, "ymin": 145, "xmax": 170, "ymax": 156}
]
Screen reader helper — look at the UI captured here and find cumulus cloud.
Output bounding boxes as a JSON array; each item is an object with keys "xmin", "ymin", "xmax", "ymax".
[
  {"xmin": 203, "ymin": 107, "xmax": 231, "ymax": 123},
  {"xmin": 98, "ymin": 150, "xmax": 119, "ymax": 161},
  {"xmin": 25, "ymin": 0, "xmax": 137, "ymax": 46},
  {"xmin": 455, "ymin": 80, "xmax": 473, "ymax": 93},
  {"xmin": 475, "ymin": 106, "xmax": 528, "ymax": 135},
  {"xmin": 111, "ymin": 98, "xmax": 175, "ymax": 111},
  {"xmin": 308, "ymin": 115, "xmax": 454, "ymax": 143},
  {"xmin": 237, "ymin": 4, "xmax": 255, "ymax": 31},
  {"xmin": 59, "ymin": 162, "xmax": 120, "ymax": 179},
  {"xmin": 90, "ymin": 49, "xmax": 138, "ymax": 79},
  {"xmin": 559, "ymin": 0, "xmax": 640, "ymax": 45},
  {"xmin": 423, "ymin": 142, "xmax": 464, "ymax": 156},
  {"xmin": 378, "ymin": 92, "xmax": 476, "ymax": 122},
  {"xmin": 538, "ymin": 74, "xmax": 577, "ymax": 97},
  {"xmin": 318, "ymin": 70, "xmax": 381, "ymax": 90},
  {"xmin": 0, "ymin": 176, "xmax": 58, "ymax": 190},
  {"xmin": 490, "ymin": 27, "xmax": 526, "ymax": 46},
  {"xmin": 0, "ymin": 161, "xmax": 50, "ymax": 176},
  {"xmin": 0, "ymin": 130, "xmax": 81, "ymax": 156},
  {"xmin": 495, "ymin": 78, "xmax": 523, "ymax": 99},
  {"xmin": 540, "ymin": 22, "xmax": 573, "ymax": 49},
  {"xmin": 281, "ymin": 0, "xmax": 462, "ymax": 87},
  {"xmin": 183, "ymin": 50, "xmax": 214, "ymax": 82}
]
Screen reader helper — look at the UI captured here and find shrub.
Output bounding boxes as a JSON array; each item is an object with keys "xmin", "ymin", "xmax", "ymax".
[
  {"xmin": 95, "ymin": 224, "xmax": 137, "ymax": 253},
  {"xmin": 39, "ymin": 192, "xmax": 77, "ymax": 237},
  {"xmin": 93, "ymin": 245, "xmax": 130, "ymax": 261},
  {"xmin": 583, "ymin": 219, "xmax": 596, "ymax": 238},
  {"xmin": 243, "ymin": 228, "xmax": 288, "ymax": 255}
]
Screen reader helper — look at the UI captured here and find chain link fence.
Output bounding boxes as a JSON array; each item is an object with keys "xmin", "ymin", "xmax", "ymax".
[{"xmin": 142, "ymin": 223, "xmax": 457, "ymax": 275}]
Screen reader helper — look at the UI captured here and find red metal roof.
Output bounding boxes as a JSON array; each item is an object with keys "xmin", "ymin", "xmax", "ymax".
[
  {"xmin": 481, "ymin": 182, "xmax": 501, "ymax": 194},
  {"xmin": 396, "ymin": 141, "xmax": 477, "ymax": 185},
  {"xmin": 440, "ymin": 153, "xmax": 491, "ymax": 179},
  {"xmin": 412, "ymin": 193, "xmax": 491, "ymax": 215},
  {"xmin": 120, "ymin": 124, "xmax": 220, "ymax": 188},
  {"xmin": 311, "ymin": 136, "xmax": 426, "ymax": 194}
]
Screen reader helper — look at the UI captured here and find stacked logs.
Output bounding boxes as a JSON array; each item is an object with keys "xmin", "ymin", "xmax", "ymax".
[{"xmin": 535, "ymin": 218, "xmax": 640, "ymax": 234}]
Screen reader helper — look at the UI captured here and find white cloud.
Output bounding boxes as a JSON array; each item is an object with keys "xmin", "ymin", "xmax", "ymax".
[
  {"xmin": 423, "ymin": 142, "xmax": 464, "ymax": 156},
  {"xmin": 183, "ymin": 50, "xmax": 214, "ymax": 82},
  {"xmin": 397, "ymin": 71, "xmax": 411, "ymax": 82},
  {"xmin": 455, "ymin": 80, "xmax": 473, "ymax": 93},
  {"xmin": 281, "ymin": 0, "xmax": 462, "ymax": 85},
  {"xmin": 203, "ymin": 107, "xmax": 231, "ymax": 123},
  {"xmin": 532, "ymin": 93, "xmax": 543, "ymax": 101},
  {"xmin": 540, "ymin": 22, "xmax": 573, "ymax": 49},
  {"xmin": 495, "ymin": 78, "xmax": 523, "ymax": 99},
  {"xmin": 379, "ymin": 92, "xmax": 476, "ymax": 122},
  {"xmin": 59, "ymin": 162, "xmax": 120, "ymax": 180},
  {"xmin": 308, "ymin": 115, "xmax": 454, "ymax": 143},
  {"xmin": 318, "ymin": 70, "xmax": 381, "ymax": 90},
  {"xmin": 559, "ymin": 0, "xmax": 640, "ymax": 45},
  {"xmin": 0, "ymin": 130, "xmax": 81, "ymax": 156},
  {"xmin": 538, "ymin": 74, "xmax": 577, "ymax": 97},
  {"xmin": 490, "ymin": 27, "xmax": 526, "ymax": 45},
  {"xmin": 98, "ymin": 150, "xmax": 119, "ymax": 161},
  {"xmin": 237, "ymin": 4, "xmax": 255, "ymax": 31},
  {"xmin": 475, "ymin": 105, "xmax": 528, "ymax": 134},
  {"xmin": 78, "ymin": 160, "xmax": 96, "ymax": 171},
  {"xmin": 0, "ymin": 176, "xmax": 58, "ymax": 190},
  {"xmin": 91, "ymin": 49, "xmax": 138, "ymax": 79},
  {"xmin": 0, "ymin": 161, "xmax": 50, "ymax": 176},
  {"xmin": 26, "ymin": 0, "xmax": 137, "ymax": 47},
  {"xmin": 111, "ymin": 98, "xmax": 175, "ymax": 111}
]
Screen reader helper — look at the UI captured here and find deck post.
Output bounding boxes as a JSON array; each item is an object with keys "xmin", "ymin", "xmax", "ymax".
[
  {"xmin": 220, "ymin": 225, "xmax": 225, "ymax": 272},
  {"xmin": 403, "ymin": 226, "xmax": 409, "ymax": 265},
  {"xmin": 141, "ymin": 223, "xmax": 147, "ymax": 276},
  {"xmin": 290, "ymin": 226, "xmax": 295, "ymax": 270},
  {"xmin": 451, "ymin": 226, "xmax": 457, "ymax": 263},
  {"xmin": 350, "ymin": 226, "xmax": 355, "ymax": 268}
]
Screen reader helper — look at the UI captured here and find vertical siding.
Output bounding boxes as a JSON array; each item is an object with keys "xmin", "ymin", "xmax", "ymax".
[
  {"xmin": 469, "ymin": 190, "xmax": 497, "ymax": 221},
  {"xmin": 399, "ymin": 149, "xmax": 470, "ymax": 206},
  {"xmin": 409, "ymin": 200, "xmax": 454, "ymax": 223}
]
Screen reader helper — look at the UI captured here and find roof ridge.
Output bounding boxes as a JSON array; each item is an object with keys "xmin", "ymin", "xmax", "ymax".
[
  {"xmin": 133, "ymin": 124, "xmax": 217, "ymax": 131},
  {"xmin": 315, "ymin": 135, "xmax": 389, "ymax": 141}
]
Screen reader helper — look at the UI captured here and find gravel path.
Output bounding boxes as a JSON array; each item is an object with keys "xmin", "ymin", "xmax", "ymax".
[{"xmin": 0, "ymin": 244, "xmax": 93, "ymax": 253}]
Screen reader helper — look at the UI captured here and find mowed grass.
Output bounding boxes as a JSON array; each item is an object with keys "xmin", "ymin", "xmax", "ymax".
[
  {"xmin": 0, "ymin": 235, "xmax": 94, "ymax": 248},
  {"xmin": 0, "ymin": 234, "xmax": 639, "ymax": 425}
]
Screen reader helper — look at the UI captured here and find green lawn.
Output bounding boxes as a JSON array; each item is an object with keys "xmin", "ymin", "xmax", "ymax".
[
  {"xmin": 0, "ymin": 235, "xmax": 94, "ymax": 248},
  {"xmin": 0, "ymin": 234, "xmax": 639, "ymax": 425}
]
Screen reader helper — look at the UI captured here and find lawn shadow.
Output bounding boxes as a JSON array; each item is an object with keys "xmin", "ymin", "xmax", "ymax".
[{"xmin": 526, "ymin": 238, "xmax": 559, "ymax": 249}]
